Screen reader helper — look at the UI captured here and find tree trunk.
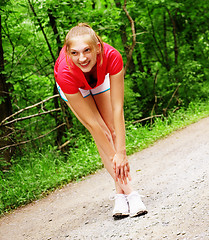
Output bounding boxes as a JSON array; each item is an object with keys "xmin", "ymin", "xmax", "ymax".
[
  {"xmin": 136, "ymin": 49, "xmax": 145, "ymax": 72},
  {"xmin": 167, "ymin": 9, "xmax": 178, "ymax": 66},
  {"xmin": 122, "ymin": 0, "xmax": 136, "ymax": 75},
  {"xmin": 165, "ymin": 8, "xmax": 180, "ymax": 112},
  {"xmin": 27, "ymin": 0, "xmax": 56, "ymax": 63},
  {"xmin": 114, "ymin": 0, "xmax": 136, "ymax": 74},
  {"xmin": 48, "ymin": 9, "xmax": 62, "ymax": 55},
  {"xmin": 163, "ymin": 11, "xmax": 170, "ymax": 71},
  {"xmin": 0, "ymin": 15, "xmax": 13, "ymax": 165},
  {"xmin": 48, "ymin": 8, "xmax": 73, "ymax": 148},
  {"xmin": 147, "ymin": 4, "xmax": 165, "ymax": 67},
  {"xmin": 28, "ymin": 0, "xmax": 72, "ymax": 147}
]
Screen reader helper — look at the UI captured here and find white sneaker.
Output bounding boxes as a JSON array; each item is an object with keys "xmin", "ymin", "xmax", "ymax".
[
  {"xmin": 127, "ymin": 191, "xmax": 148, "ymax": 217},
  {"xmin": 112, "ymin": 194, "xmax": 129, "ymax": 218}
]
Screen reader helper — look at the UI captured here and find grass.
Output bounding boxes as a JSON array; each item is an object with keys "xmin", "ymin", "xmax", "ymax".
[
  {"xmin": 0, "ymin": 137, "xmax": 102, "ymax": 215},
  {"xmin": 1, "ymin": 100, "xmax": 209, "ymax": 215},
  {"xmin": 126, "ymin": 101, "xmax": 209, "ymax": 154}
]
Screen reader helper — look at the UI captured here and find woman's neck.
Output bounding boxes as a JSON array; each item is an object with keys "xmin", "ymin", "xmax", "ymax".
[
  {"xmin": 84, "ymin": 63, "xmax": 97, "ymax": 76},
  {"xmin": 84, "ymin": 64, "xmax": 97, "ymax": 88}
]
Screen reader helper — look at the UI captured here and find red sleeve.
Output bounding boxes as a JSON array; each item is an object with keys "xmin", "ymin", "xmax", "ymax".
[
  {"xmin": 105, "ymin": 45, "xmax": 124, "ymax": 75},
  {"xmin": 54, "ymin": 48, "xmax": 80, "ymax": 94},
  {"xmin": 55, "ymin": 65, "xmax": 79, "ymax": 94}
]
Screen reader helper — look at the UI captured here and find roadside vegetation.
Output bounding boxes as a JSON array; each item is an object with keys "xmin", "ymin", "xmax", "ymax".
[
  {"xmin": 1, "ymin": 0, "xmax": 209, "ymax": 215},
  {"xmin": 1, "ymin": 100, "xmax": 209, "ymax": 215}
]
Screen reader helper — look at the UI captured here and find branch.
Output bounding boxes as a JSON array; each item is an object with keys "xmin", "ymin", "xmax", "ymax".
[
  {"xmin": 14, "ymin": 46, "xmax": 31, "ymax": 69},
  {"xmin": 123, "ymin": 0, "xmax": 136, "ymax": 74},
  {"xmin": 147, "ymin": 4, "xmax": 165, "ymax": 66},
  {"xmin": 150, "ymin": 69, "xmax": 159, "ymax": 124},
  {"xmin": 2, "ymin": 108, "xmax": 61, "ymax": 126},
  {"xmin": 163, "ymin": 84, "xmax": 181, "ymax": 115},
  {"xmin": 163, "ymin": 11, "xmax": 169, "ymax": 70},
  {"xmin": 0, "ymin": 119, "xmax": 42, "ymax": 140},
  {"xmin": 58, "ymin": 140, "xmax": 71, "ymax": 150},
  {"xmin": 132, "ymin": 114, "xmax": 162, "ymax": 124},
  {"xmin": 0, "ymin": 94, "xmax": 59, "ymax": 126},
  {"xmin": 21, "ymin": 60, "xmax": 54, "ymax": 82},
  {"xmin": 0, "ymin": 123, "xmax": 66, "ymax": 151},
  {"xmin": 166, "ymin": 8, "xmax": 178, "ymax": 65},
  {"xmin": 27, "ymin": 0, "xmax": 56, "ymax": 63}
]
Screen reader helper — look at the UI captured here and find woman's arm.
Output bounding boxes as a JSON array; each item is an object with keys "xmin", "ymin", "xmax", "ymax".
[{"xmin": 110, "ymin": 69, "xmax": 131, "ymax": 184}]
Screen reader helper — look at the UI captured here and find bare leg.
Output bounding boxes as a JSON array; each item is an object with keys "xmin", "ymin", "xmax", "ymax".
[
  {"xmin": 63, "ymin": 91, "xmax": 147, "ymax": 217},
  {"xmin": 66, "ymin": 93, "xmax": 133, "ymax": 194},
  {"xmin": 93, "ymin": 91, "xmax": 133, "ymax": 195},
  {"xmin": 96, "ymin": 142, "xmax": 133, "ymax": 195}
]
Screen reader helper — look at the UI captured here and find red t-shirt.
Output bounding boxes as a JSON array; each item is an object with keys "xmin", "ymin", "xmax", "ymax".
[{"xmin": 54, "ymin": 43, "xmax": 123, "ymax": 94}]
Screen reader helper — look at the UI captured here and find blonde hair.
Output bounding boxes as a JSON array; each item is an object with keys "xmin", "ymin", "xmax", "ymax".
[{"xmin": 64, "ymin": 23, "xmax": 104, "ymax": 65}]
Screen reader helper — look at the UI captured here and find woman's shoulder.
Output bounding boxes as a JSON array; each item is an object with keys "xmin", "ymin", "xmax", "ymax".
[
  {"xmin": 103, "ymin": 42, "xmax": 120, "ymax": 54},
  {"xmin": 103, "ymin": 42, "xmax": 123, "ymax": 60},
  {"xmin": 102, "ymin": 43, "xmax": 123, "ymax": 75}
]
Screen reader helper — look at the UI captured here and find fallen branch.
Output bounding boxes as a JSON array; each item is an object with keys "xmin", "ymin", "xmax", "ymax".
[
  {"xmin": 172, "ymin": 106, "xmax": 180, "ymax": 113},
  {"xmin": 0, "ymin": 94, "xmax": 59, "ymax": 126},
  {"xmin": 0, "ymin": 123, "xmax": 66, "ymax": 151},
  {"xmin": 132, "ymin": 114, "xmax": 162, "ymax": 124},
  {"xmin": 0, "ymin": 119, "xmax": 42, "ymax": 140},
  {"xmin": 1, "ymin": 108, "xmax": 61, "ymax": 126},
  {"xmin": 163, "ymin": 84, "xmax": 181, "ymax": 116},
  {"xmin": 58, "ymin": 140, "xmax": 71, "ymax": 150}
]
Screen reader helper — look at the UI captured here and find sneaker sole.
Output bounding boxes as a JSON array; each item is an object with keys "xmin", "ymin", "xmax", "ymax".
[
  {"xmin": 113, "ymin": 213, "xmax": 129, "ymax": 219},
  {"xmin": 130, "ymin": 210, "xmax": 148, "ymax": 218}
]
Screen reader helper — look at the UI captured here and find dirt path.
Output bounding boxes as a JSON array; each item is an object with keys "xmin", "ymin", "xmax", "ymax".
[{"xmin": 0, "ymin": 117, "xmax": 209, "ymax": 240}]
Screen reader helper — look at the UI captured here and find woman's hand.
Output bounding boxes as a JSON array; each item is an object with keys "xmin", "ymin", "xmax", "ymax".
[{"xmin": 113, "ymin": 152, "xmax": 131, "ymax": 184}]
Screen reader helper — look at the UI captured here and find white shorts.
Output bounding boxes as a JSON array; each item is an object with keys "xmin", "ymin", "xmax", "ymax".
[{"xmin": 56, "ymin": 74, "xmax": 110, "ymax": 102}]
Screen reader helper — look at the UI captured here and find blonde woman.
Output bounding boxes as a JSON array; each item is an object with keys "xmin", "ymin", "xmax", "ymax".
[{"xmin": 54, "ymin": 23, "xmax": 147, "ymax": 218}]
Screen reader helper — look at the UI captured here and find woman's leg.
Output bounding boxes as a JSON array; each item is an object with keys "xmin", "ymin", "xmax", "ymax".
[
  {"xmin": 93, "ymin": 91, "xmax": 133, "ymax": 195},
  {"xmin": 63, "ymin": 92, "xmax": 147, "ymax": 217},
  {"xmin": 93, "ymin": 91, "xmax": 115, "ymax": 142},
  {"xmin": 96, "ymin": 142, "xmax": 133, "ymax": 195},
  {"xmin": 66, "ymin": 92, "xmax": 132, "ymax": 194}
]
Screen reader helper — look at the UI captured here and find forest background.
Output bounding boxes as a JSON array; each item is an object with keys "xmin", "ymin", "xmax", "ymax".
[{"xmin": 1, "ymin": 0, "xmax": 209, "ymax": 214}]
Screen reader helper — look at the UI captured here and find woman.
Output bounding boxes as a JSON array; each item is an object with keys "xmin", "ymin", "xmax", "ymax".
[{"xmin": 54, "ymin": 23, "xmax": 147, "ymax": 218}]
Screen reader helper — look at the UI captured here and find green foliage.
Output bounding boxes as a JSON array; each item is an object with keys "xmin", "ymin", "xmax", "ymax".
[
  {"xmin": 1, "ymin": 0, "xmax": 209, "ymax": 214},
  {"xmin": 0, "ymin": 132, "xmax": 102, "ymax": 214},
  {"xmin": 2, "ymin": 0, "xmax": 209, "ymax": 127}
]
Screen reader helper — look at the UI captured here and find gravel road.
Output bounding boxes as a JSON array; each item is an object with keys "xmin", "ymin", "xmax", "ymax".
[{"xmin": 0, "ymin": 117, "xmax": 209, "ymax": 240}]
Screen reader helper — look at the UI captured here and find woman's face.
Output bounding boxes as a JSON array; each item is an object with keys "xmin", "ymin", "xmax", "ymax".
[{"xmin": 69, "ymin": 35, "xmax": 100, "ymax": 73}]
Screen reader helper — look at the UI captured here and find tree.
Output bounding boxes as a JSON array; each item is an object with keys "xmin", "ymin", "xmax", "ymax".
[
  {"xmin": 1, "ymin": 0, "xmax": 209, "ymax": 160},
  {"xmin": 0, "ymin": 5, "xmax": 14, "ymax": 165}
]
